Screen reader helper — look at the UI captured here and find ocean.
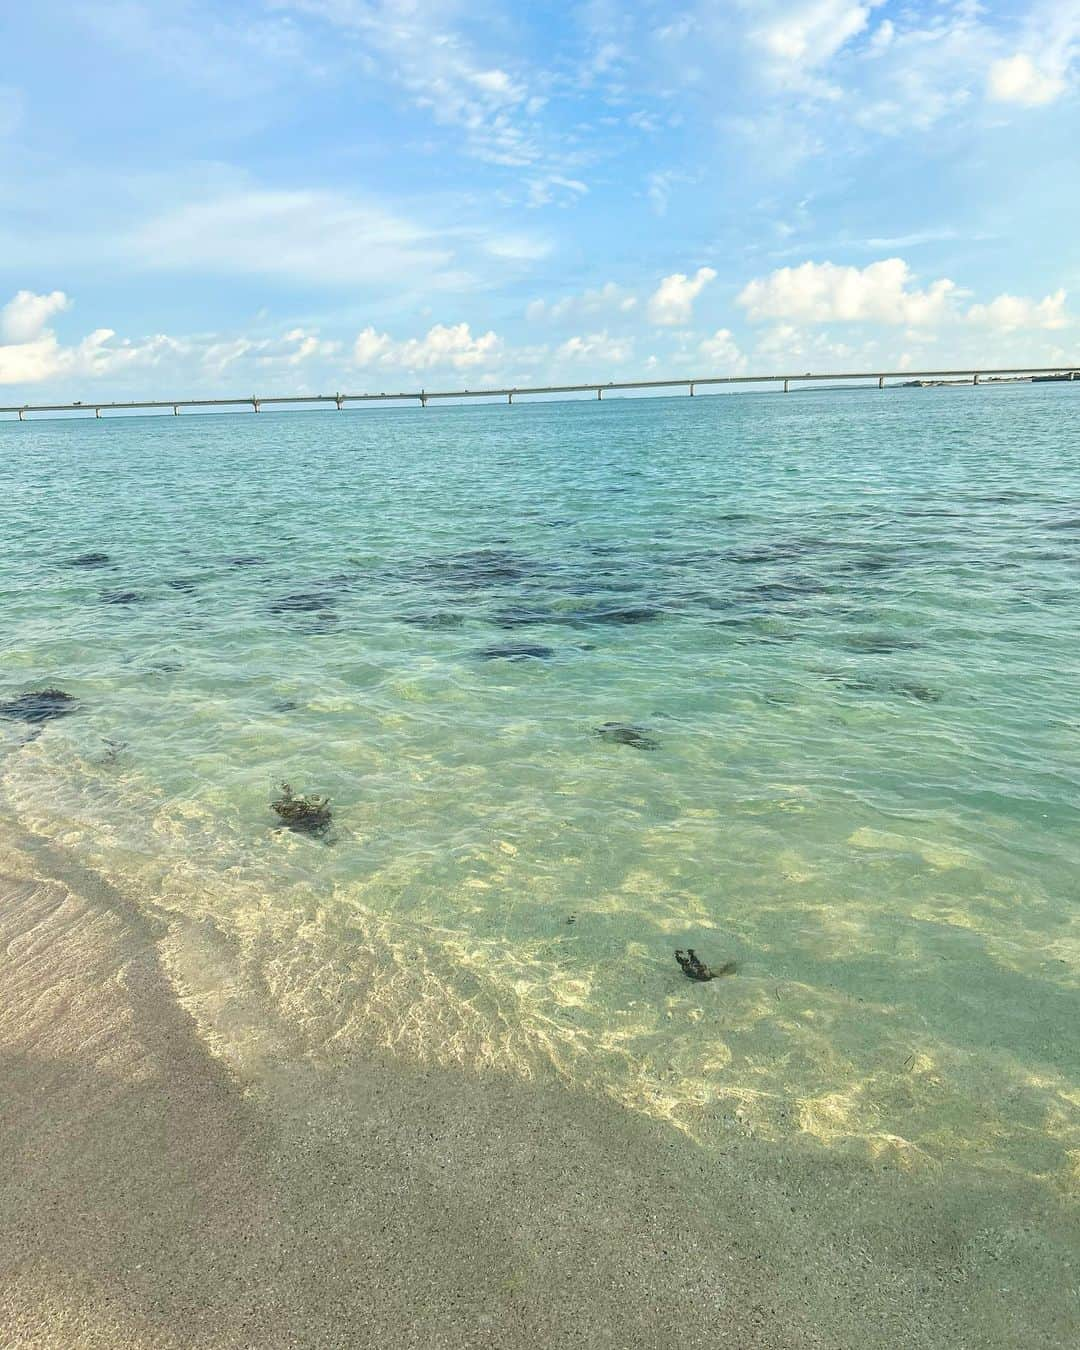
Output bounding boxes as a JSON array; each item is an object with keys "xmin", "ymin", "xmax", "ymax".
[{"xmin": 1, "ymin": 383, "xmax": 1078, "ymax": 1195}]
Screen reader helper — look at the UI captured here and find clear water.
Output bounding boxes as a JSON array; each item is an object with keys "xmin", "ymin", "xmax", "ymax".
[{"xmin": 1, "ymin": 386, "xmax": 1078, "ymax": 1191}]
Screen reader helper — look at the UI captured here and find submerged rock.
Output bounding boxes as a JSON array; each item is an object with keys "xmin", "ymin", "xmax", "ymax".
[
  {"xmin": 675, "ymin": 949, "xmax": 736, "ymax": 982},
  {"xmin": 101, "ymin": 589, "xmax": 146, "ymax": 606},
  {"xmin": 477, "ymin": 643, "xmax": 555, "ymax": 661},
  {"xmin": 838, "ymin": 632, "xmax": 920, "ymax": 654},
  {"xmin": 578, "ymin": 606, "xmax": 662, "ymax": 626},
  {"xmin": 0, "ymin": 688, "xmax": 77, "ymax": 724},
  {"xmin": 66, "ymin": 551, "xmax": 111, "ymax": 568},
  {"xmin": 267, "ymin": 591, "xmax": 336, "ymax": 614},
  {"xmin": 226, "ymin": 555, "xmax": 268, "ymax": 568},
  {"xmin": 405, "ymin": 549, "xmax": 534, "ymax": 590},
  {"xmin": 271, "ymin": 782, "xmax": 333, "ymax": 836},
  {"xmin": 401, "ymin": 611, "xmax": 466, "ymax": 629},
  {"xmin": 595, "ymin": 722, "xmax": 658, "ymax": 751}
]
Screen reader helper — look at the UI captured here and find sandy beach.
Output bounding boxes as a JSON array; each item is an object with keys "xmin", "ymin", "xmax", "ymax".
[{"xmin": 1, "ymin": 827, "xmax": 1076, "ymax": 1350}]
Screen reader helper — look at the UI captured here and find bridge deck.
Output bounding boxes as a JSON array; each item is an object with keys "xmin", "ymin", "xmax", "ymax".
[{"xmin": 1, "ymin": 365, "xmax": 1076, "ymax": 417}]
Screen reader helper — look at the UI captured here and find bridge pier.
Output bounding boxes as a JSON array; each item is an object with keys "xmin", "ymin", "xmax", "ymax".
[
  {"xmin": 335, "ymin": 394, "xmax": 345, "ymax": 411},
  {"xmin": 689, "ymin": 382, "xmax": 695, "ymax": 397},
  {"xmin": 508, "ymin": 391, "xmax": 513, "ymax": 405},
  {"xmin": 783, "ymin": 379, "xmax": 789, "ymax": 393},
  {"xmin": 95, "ymin": 408, "xmax": 101, "ymax": 418},
  {"xmin": 973, "ymin": 373, "xmax": 980, "ymax": 385},
  {"xmin": 597, "ymin": 387, "xmax": 602, "ymax": 400},
  {"xmin": 252, "ymin": 398, "xmax": 261, "ymax": 413},
  {"xmin": 878, "ymin": 375, "xmax": 885, "ymax": 389},
  {"xmin": 420, "ymin": 390, "xmax": 427, "ymax": 407},
  {"xmin": 18, "ymin": 408, "xmax": 24, "ymax": 421},
  {"xmin": 173, "ymin": 405, "xmax": 179, "ymax": 415}
]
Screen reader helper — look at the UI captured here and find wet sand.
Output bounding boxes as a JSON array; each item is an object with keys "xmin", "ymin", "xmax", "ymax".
[{"xmin": 1, "ymin": 834, "xmax": 1076, "ymax": 1349}]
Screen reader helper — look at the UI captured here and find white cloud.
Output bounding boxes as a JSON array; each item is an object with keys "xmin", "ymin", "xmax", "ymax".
[
  {"xmin": 526, "ymin": 282, "xmax": 636, "ymax": 324},
  {"xmin": 988, "ymin": 53, "xmax": 1066, "ymax": 105},
  {"xmin": 750, "ymin": 2, "xmax": 881, "ymax": 80},
  {"xmin": 0, "ymin": 322, "xmax": 181, "ymax": 387},
  {"xmin": 353, "ymin": 322, "xmax": 500, "ymax": 371},
  {"xmin": 1, "ymin": 291, "xmax": 70, "ymax": 345},
  {"xmin": 1, "ymin": 290, "xmax": 71, "ymax": 344},
  {"xmin": 738, "ymin": 258, "xmax": 957, "ymax": 326},
  {"xmin": 647, "ymin": 267, "xmax": 717, "ymax": 326},
  {"xmin": 526, "ymin": 176, "xmax": 589, "ymax": 208},
  {"xmin": 967, "ymin": 289, "xmax": 1069, "ymax": 331},
  {"xmin": 0, "ymin": 289, "xmax": 344, "ymax": 390},
  {"xmin": 277, "ymin": 0, "xmax": 544, "ymax": 166},
  {"xmin": 555, "ymin": 331, "xmax": 634, "ymax": 363},
  {"xmin": 753, "ymin": 322, "xmax": 860, "ymax": 366},
  {"xmin": 698, "ymin": 328, "xmax": 746, "ymax": 371},
  {"xmin": 134, "ymin": 189, "xmax": 466, "ymax": 287}
]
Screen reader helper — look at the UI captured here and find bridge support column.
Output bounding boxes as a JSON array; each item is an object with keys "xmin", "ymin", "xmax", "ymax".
[
  {"xmin": 18, "ymin": 408, "xmax": 24, "ymax": 421},
  {"xmin": 95, "ymin": 408, "xmax": 101, "ymax": 418},
  {"xmin": 252, "ymin": 398, "xmax": 261, "ymax": 413},
  {"xmin": 597, "ymin": 387, "xmax": 603, "ymax": 400},
  {"xmin": 420, "ymin": 391, "xmax": 427, "ymax": 407},
  {"xmin": 508, "ymin": 392, "xmax": 513, "ymax": 405},
  {"xmin": 173, "ymin": 405, "xmax": 179, "ymax": 415},
  {"xmin": 973, "ymin": 373, "xmax": 980, "ymax": 385},
  {"xmin": 878, "ymin": 375, "xmax": 885, "ymax": 389},
  {"xmin": 783, "ymin": 378, "xmax": 789, "ymax": 393},
  {"xmin": 335, "ymin": 394, "xmax": 345, "ymax": 410},
  {"xmin": 689, "ymin": 382, "xmax": 695, "ymax": 397}
]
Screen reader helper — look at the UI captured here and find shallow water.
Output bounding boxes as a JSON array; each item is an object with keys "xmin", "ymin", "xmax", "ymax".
[{"xmin": 1, "ymin": 386, "xmax": 1078, "ymax": 1193}]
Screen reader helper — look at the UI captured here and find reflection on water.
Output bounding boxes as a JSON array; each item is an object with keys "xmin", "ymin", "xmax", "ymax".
[{"xmin": 1, "ymin": 386, "xmax": 1078, "ymax": 1193}]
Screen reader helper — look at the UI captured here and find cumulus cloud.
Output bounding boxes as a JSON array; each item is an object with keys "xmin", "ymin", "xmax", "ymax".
[
  {"xmin": 526, "ymin": 282, "xmax": 637, "ymax": 324},
  {"xmin": 988, "ymin": 52, "xmax": 1066, "ymax": 105},
  {"xmin": 737, "ymin": 258, "xmax": 958, "ymax": 326},
  {"xmin": 555, "ymin": 331, "xmax": 634, "ymax": 363},
  {"xmin": 0, "ymin": 289, "xmax": 345, "ymax": 391},
  {"xmin": 1, "ymin": 290, "xmax": 71, "ymax": 344},
  {"xmin": 967, "ymin": 289, "xmax": 1069, "ymax": 331},
  {"xmin": 698, "ymin": 328, "xmax": 746, "ymax": 371},
  {"xmin": 647, "ymin": 267, "xmax": 717, "ymax": 326},
  {"xmin": 0, "ymin": 324, "xmax": 181, "ymax": 387},
  {"xmin": 353, "ymin": 322, "xmax": 500, "ymax": 372}
]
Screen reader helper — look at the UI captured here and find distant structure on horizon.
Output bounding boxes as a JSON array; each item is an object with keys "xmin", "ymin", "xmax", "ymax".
[{"xmin": 2, "ymin": 364, "xmax": 1078, "ymax": 421}]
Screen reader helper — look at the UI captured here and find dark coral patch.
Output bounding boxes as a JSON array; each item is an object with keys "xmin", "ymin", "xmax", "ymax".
[
  {"xmin": 577, "ymin": 606, "xmax": 662, "ymax": 625},
  {"xmin": 268, "ymin": 591, "xmax": 336, "ymax": 614},
  {"xmin": 595, "ymin": 722, "xmax": 658, "ymax": 751},
  {"xmin": 0, "ymin": 689, "xmax": 77, "ymax": 724},
  {"xmin": 477, "ymin": 643, "xmax": 555, "ymax": 661},
  {"xmin": 66, "ymin": 552, "xmax": 111, "ymax": 568},
  {"xmin": 101, "ymin": 590, "xmax": 146, "ymax": 605}
]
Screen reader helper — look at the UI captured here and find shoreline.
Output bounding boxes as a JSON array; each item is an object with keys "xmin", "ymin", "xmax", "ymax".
[{"xmin": 1, "ymin": 829, "xmax": 1077, "ymax": 1348}]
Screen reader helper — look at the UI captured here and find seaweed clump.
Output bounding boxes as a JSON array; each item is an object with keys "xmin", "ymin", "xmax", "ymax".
[
  {"xmin": 675, "ymin": 949, "xmax": 736, "ymax": 982},
  {"xmin": 271, "ymin": 782, "xmax": 333, "ymax": 836},
  {"xmin": 595, "ymin": 722, "xmax": 658, "ymax": 751}
]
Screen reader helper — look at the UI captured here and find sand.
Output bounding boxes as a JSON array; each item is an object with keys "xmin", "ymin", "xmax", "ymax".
[{"xmin": 1, "ymin": 832, "xmax": 1077, "ymax": 1350}]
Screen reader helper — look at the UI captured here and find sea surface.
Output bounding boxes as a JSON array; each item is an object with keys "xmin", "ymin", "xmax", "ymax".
[{"xmin": 1, "ymin": 385, "xmax": 1078, "ymax": 1193}]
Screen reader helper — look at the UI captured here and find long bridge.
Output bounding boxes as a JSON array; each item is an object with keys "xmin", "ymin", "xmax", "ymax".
[{"xmin": 1, "ymin": 364, "xmax": 1077, "ymax": 420}]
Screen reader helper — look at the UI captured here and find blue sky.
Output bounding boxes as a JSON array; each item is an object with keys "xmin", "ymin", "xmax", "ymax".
[{"xmin": 1, "ymin": 0, "xmax": 1078, "ymax": 399}]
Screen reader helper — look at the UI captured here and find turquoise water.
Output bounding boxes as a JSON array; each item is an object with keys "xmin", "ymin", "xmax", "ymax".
[{"xmin": 1, "ymin": 387, "xmax": 1078, "ymax": 1189}]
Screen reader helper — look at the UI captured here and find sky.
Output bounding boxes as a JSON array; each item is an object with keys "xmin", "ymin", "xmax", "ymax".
[{"xmin": 1, "ymin": 0, "xmax": 1078, "ymax": 400}]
